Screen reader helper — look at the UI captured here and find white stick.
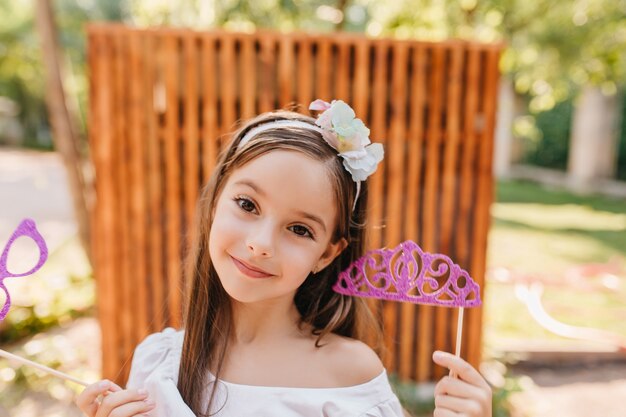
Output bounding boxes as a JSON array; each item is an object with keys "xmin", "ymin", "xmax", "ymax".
[
  {"xmin": 0, "ymin": 348, "xmax": 89, "ymax": 387},
  {"xmin": 449, "ymin": 307, "xmax": 464, "ymax": 378},
  {"xmin": 454, "ymin": 307, "xmax": 464, "ymax": 357}
]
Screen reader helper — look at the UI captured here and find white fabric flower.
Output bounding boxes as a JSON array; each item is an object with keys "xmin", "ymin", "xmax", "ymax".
[
  {"xmin": 309, "ymin": 99, "xmax": 383, "ymax": 183},
  {"xmin": 341, "ymin": 143, "xmax": 384, "ymax": 182}
]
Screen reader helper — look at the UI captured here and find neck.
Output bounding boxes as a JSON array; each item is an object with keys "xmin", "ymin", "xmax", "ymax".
[{"xmin": 230, "ymin": 297, "xmax": 305, "ymax": 345}]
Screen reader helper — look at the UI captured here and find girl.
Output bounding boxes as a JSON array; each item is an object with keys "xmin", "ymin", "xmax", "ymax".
[{"xmin": 76, "ymin": 100, "xmax": 492, "ymax": 417}]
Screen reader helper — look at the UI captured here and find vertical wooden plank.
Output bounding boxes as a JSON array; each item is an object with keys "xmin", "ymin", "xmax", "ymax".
[
  {"xmin": 89, "ymin": 27, "xmax": 118, "ymax": 381},
  {"xmin": 467, "ymin": 47, "xmax": 500, "ymax": 368},
  {"xmin": 433, "ymin": 43, "xmax": 464, "ymax": 379},
  {"xmin": 316, "ymin": 37, "xmax": 332, "ymax": 102},
  {"xmin": 351, "ymin": 40, "xmax": 369, "ymax": 120},
  {"xmin": 368, "ymin": 40, "xmax": 391, "ymax": 369},
  {"xmin": 183, "ymin": 31, "xmax": 200, "ymax": 255},
  {"xmin": 220, "ymin": 33, "xmax": 237, "ymax": 133},
  {"xmin": 145, "ymin": 30, "xmax": 165, "ymax": 332},
  {"xmin": 386, "ymin": 42, "xmax": 411, "ymax": 381},
  {"xmin": 201, "ymin": 34, "xmax": 219, "ymax": 182},
  {"xmin": 113, "ymin": 28, "xmax": 134, "ymax": 379},
  {"xmin": 457, "ymin": 47, "xmax": 480, "ymax": 276},
  {"xmin": 259, "ymin": 35, "xmax": 276, "ymax": 112},
  {"xmin": 456, "ymin": 46, "xmax": 480, "ymax": 364},
  {"xmin": 240, "ymin": 35, "xmax": 257, "ymax": 119},
  {"xmin": 430, "ymin": 45, "xmax": 449, "ymax": 379},
  {"xmin": 278, "ymin": 35, "xmax": 294, "ymax": 108},
  {"xmin": 163, "ymin": 33, "xmax": 182, "ymax": 327},
  {"xmin": 128, "ymin": 29, "xmax": 149, "ymax": 345},
  {"xmin": 406, "ymin": 44, "xmax": 427, "ymax": 380},
  {"xmin": 349, "ymin": 38, "xmax": 379, "ymax": 348},
  {"xmin": 335, "ymin": 39, "xmax": 350, "ymax": 102},
  {"xmin": 417, "ymin": 45, "xmax": 445, "ymax": 381},
  {"xmin": 296, "ymin": 35, "xmax": 313, "ymax": 111}
]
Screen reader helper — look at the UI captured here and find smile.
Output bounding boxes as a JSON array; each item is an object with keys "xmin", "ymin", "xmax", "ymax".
[{"xmin": 230, "ymin": 256, "xmax": 275, "ymax": 279}]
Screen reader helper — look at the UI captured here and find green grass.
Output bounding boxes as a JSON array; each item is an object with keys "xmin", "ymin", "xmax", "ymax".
[{"xmin": 485, "ymin": 180, "xmax": 626, "ymax": 347}]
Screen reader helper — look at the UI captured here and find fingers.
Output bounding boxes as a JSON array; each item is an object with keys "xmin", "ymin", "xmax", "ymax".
[
  {"xmin": 76, "ymin": 380, "xmax": 122, "ymax": 417},
  {"xmin": 98, "ymin": 397, "xmax": 155, "ymax": 417},
  {"xmin": 433, "ymin": 363, "xmax": 493, "ymax": 417},
  {"xmin": 433, "ymin": 409, "xmax": 461, "ymax": 417},
  {"xmin": 435, "ymin": 376, "xmax": 485, "ymax": 400},
  {"xmin": 435, "ymin": 394, "xmax": 483, "ymax": 415},
  {"xmin": 95, "ymin": 388, "xmax": 154, "ymax": 417},
  {"xmin": 433, "ymin": 351, "xmax": 490, "ymax": 390}
]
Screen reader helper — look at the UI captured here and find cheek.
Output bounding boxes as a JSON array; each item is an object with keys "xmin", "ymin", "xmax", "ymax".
[
  {"xmin": 280, "ymin": 242, "xmax": 321, "ymax": 274},
  {"xmin": 208, "ymin": 201, "xmax": 241, "ymax": 255}
]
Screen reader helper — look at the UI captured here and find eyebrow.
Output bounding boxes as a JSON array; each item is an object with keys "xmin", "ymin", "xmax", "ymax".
[
  {"xmin": 295, "ymin": 210, "xmax": 327, "ymax": 233},
  {"xmin": 234, "ymin": 179, "xmax": 327, "ymax": 233},
  {"xmin": 235, "ymin": 179, "xmax": 265, "ymax": 197}
]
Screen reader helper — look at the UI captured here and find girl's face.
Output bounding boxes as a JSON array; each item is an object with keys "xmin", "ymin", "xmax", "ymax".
[{"xmin": 209, "ymin": 150, "xmax": 347, "ymax": 305}]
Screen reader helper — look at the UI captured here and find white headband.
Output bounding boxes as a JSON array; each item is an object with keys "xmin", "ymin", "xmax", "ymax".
[{"xmin": 238, "ymin": 120, "xmax": 325, "ymax": 149}]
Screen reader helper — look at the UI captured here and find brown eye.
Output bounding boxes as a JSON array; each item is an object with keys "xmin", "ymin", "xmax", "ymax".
[
  {"xmin": 234, "ymin": 197, "xmax": 257, "ymax": 213},
  {"xmin": 289, "ymin": 225, "xmax": 314, "ymax": 239}
]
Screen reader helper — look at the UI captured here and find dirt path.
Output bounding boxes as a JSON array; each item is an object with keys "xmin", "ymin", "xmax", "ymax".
[{"xmin": 509, "ymin": 361, "xmax": 626, "ymax": 417}]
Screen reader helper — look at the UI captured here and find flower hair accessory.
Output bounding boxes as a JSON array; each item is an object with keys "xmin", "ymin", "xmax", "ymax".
[
  {"xmin": 237, "ymin": 99, "xmax": 384, "ymax": 211},
  {"xmin": 309, "ymin": 99, "xmax": 384, "ymax": 210}
]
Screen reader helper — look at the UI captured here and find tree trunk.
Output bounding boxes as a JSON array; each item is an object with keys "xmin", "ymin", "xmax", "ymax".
[
  {"xmin": 35, "ymin": 0, "xmax": 92, "ymax": 262},
  {"xmin": 334, "ymin": 0, "xmax": 349, "ymax": 31}
]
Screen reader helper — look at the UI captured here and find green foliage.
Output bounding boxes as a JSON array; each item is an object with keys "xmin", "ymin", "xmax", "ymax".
[
  {"xmin": 370, "ymin": 0, "xmax": 625, "ymax": 110},
  {"xmin": 388, "ymin": 374, "xmax": 435, "ymax": 416},
  {"xmin": 491, "ymin": 374, "xmax": 523, "ymax": 417},
  {"xmin": 0, "ymin": 275, "xmax": 94, "ymax": 344},
  {"xmin": 0, "ymin": 0, "xmax": 125, "ymax": 149},
  {"xmin": 0, "ymin": 237, "xmax": 94, "ymax": 345},
  {"xmin": 0, "ymin": 2, "xmax": 50, "ymax": 148},
  {"xmin": 522, "ymin": 99, "xmax": 573, "ymax": 169},
  {"xmin": 1, "ymin": 0, "xmax": 624, "ymax": 175},
  {"xmin": 618, "ymin": 92, "xmax": 626, "ymax": 181}
]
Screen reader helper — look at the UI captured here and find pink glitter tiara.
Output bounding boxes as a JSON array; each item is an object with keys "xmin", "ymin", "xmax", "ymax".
[{"xmin": 333, "ymin": 240, "xmax": 481, "ymax": 308}]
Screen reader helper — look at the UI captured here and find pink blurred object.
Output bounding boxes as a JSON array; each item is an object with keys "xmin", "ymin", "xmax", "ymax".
[{"xmin": 333, "ymin": 240, "xmax": 481, "ymax": 308}]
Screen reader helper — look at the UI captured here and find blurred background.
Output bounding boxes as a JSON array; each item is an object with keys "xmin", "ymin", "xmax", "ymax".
[{"xmin": 1, "ymin": 1, "xmax": 625, "ymax": 416}]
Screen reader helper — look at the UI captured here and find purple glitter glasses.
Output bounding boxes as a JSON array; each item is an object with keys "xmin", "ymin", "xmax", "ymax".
[{"xmin": 0, "ymin": 219, "xmax": 48, "ymax": 321}]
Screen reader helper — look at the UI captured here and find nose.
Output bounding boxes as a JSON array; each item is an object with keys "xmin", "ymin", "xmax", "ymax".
[{"xmin": 245, "ymin": 221, "xmax": 275, "ymax": 258}]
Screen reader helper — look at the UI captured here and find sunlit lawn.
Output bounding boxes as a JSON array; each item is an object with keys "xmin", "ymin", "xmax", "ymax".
[{"xmin": 485, "ymin": 180, "xmax": 626, "ymax": 349}]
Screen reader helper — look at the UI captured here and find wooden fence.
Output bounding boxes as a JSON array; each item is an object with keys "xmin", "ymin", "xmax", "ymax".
[{"xmin": 87, "ymin": 24, "xmax": 501, "ymax": 385}]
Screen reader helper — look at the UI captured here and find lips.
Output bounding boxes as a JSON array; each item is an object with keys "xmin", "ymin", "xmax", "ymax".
[{"xmin": 230, "ymin": 255, "xmax": 275, "ymax": 279}]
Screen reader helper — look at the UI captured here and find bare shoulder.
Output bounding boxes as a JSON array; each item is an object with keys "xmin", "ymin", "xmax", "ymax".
[{"xmin": 320, "ymin": 333, "xmax": 384, "ymax": 387}]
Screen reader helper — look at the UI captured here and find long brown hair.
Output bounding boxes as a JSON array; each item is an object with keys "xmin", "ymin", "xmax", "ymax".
[{"xmin": 177, "ymin": 110, "xmax": 383, "ymax": 416}]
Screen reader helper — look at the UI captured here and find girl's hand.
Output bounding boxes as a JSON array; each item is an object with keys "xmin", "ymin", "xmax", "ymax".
[
  {"xmin": 75, "ymin": 379, "xmax": 156, "ymax": 417},
  {"xmin": 432, "ymin": 351, "xmax": 492, "ymax": 417}
]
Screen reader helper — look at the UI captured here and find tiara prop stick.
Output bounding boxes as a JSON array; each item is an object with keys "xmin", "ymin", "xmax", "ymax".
[
  {"xmin": 0, "ymin": 219, "xmax": 89, "ymax": 387},
  {"xmin": 332, "ymin": 240, "xmax": 482, "ymax": 376},
  {"xmin": 0, "ymin": 349, "xmax": 89, "ymax": 387}
]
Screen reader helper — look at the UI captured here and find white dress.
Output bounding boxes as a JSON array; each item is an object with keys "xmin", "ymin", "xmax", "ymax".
[{"xmin": 126, "ymin": 328, "xmax": 405, "ymax": 417}]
